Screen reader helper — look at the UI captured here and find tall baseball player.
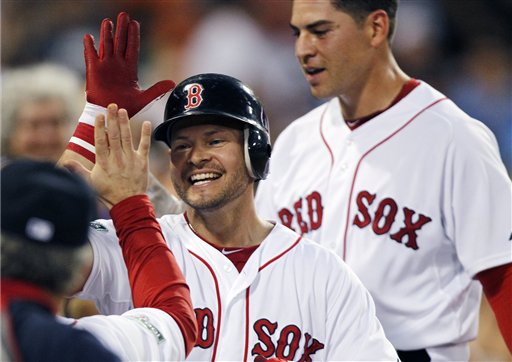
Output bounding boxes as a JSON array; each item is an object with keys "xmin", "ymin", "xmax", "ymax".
[{"xmin": 255, "ymin": 1, "xmax": 512, "ymax": 361}]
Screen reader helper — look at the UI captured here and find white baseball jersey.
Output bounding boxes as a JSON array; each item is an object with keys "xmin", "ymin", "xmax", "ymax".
[
  {"xmin": 255, "ymin": 81, "xmax": 512, "ymax": 360},
  {"xmin": 59, "ymin": 307, "xmax": 185, "ymax": 361},
  {"xmin": 80, "ymin": 215, "xmax": 398, "ymax": 361}
]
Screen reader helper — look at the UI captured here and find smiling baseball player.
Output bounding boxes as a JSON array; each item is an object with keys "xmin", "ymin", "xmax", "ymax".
[{"xmin": 69, "ymin": 74, "xmax": 399, "ymax": 361}]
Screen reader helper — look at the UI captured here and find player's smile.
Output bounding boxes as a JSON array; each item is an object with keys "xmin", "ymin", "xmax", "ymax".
[{"xmin": 189, "ymin": 172, "xmax": 222, "ymax": 186}]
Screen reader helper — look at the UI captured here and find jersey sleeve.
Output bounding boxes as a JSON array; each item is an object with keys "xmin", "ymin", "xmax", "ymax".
[
  {"xmin": 72, "ymin": 307, "xmax": 185, "ymax": 361},
  {"xmin": 110, "ymin": 195, "xmax": 197, "ymax": 356},
  {"xmin": 78, "ymin": 219, "xmax": 133, "ymax": 315},
  {"xmin": 323, "ymin": 254, "xmax": 398, "ymax": 361},
  {"xmin": 444, "ymin": 113, "xmax": 512, "ymax": 276}
]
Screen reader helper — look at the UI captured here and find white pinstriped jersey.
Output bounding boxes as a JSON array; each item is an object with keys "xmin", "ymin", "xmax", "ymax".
[
  {"xmin": 80, "ymin": 216, "xmax": 398, "ymax": 361},
  {"xmin": 255, "ymin": 81, "xmax": 512, "ymax": 359},
  {"xmin": 60, "ymin": 307, "xmax": 185, "ymax": 361}
]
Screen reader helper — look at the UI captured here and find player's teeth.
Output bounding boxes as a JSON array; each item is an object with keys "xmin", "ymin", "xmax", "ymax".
[
  {"xmin": 191, "ymin": 173, "xmax": 215, "ymax": 181},
  {"xmin": 190, "ymin": 173, "xmax": 220, "ymax": 184}
]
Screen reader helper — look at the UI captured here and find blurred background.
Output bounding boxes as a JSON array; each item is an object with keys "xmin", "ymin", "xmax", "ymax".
[{"xmin": 1, "ymin": 1, "xmax": 511, "ymax": 360}]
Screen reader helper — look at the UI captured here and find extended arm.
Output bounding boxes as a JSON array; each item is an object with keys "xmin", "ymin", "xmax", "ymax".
[{"xmin": 68, "ymin": 104, "xmax": 197, "ymax": 356}]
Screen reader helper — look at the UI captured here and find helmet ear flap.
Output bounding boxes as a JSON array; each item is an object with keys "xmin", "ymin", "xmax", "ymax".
[{"xmin": 244, "ymin": 126, "xmax": 272, "ymax": 180}]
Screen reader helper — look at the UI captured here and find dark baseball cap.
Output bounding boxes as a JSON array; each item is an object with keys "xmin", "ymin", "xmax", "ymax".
[{"xmin": 1, "ymin": 159, "xmax": 97, "ymax": 247}]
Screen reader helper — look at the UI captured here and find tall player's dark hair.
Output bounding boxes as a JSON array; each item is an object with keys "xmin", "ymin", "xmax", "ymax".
[{"xmin": 330, "ymin": 0, "xmax": 398, "ymax": 40}]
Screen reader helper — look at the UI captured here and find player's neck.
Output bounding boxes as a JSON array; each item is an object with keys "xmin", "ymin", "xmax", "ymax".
[
  {"xmin": 339, "ymin": 57, "xmax": 409, "ymax": 120},
  {"xmin": 185, "ymin": 196, "xmax": 273, "ymax": 248}
]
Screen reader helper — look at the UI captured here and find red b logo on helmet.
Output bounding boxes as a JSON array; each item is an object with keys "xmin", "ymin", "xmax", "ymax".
[{"xmin": 184, "ymin": 83, "xmax": 204, "ymax": 110}]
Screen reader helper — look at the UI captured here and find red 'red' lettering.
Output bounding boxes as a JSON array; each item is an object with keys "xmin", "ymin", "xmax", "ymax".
[
  {"xmin": 195, "ymin": 308, "xmax": 214, "ymax": 348},
  {"xmin": 252, "ymin": 319, "xmax": 278, "ymax": 358},
  {"xmin": 372, "ymin": 198, "xmax": 398, "ymax": 235},
  {"xmin": 390, "ymin": 207, "xmax": 432, "ymax": 250},
  {"xmin": 293, "ymin": 199, "xmax": 309, "ymax": 234},
  {"xmin": 278, "ymin": 208, "xmax": 295, "ymax": 232},
  {"xmin": 298, "ymin": 333, "xmax": 325, "ymax": 362},
  {"xmin": 353, "ymin": 191, "xmax": 376, "ymax": 228},
  {"xmin": 305, "ymin": 191, "xmax": 323, "ymax": 230},
  {"xmin": 184, "ymin": 83, "xmax": 204, "ymax": 109},
  {"xmin": 276, "ymin": 325, "xmax": 301, "ymax": 360}
]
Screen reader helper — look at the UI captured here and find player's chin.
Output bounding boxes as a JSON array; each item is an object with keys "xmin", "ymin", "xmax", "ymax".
[
  {"xmin": 309, "ymin": 85, "xmax": 333, "ymax": 100},
  {"xmin": 184, "ymin": 194, "xmax": 225, "ymax": 211}
]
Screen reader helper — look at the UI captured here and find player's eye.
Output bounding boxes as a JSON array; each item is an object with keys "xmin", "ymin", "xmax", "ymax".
[
  {"xmin": 312, "ymin": 28, "xmax": 329, "ymax": 38},
  {"xmin": 171, "ymin": 142, "xmax": 189, "ymax": 151},
  {"xmin": 209, "ymin": 139, "xmax": 225, "ymax": 146}
]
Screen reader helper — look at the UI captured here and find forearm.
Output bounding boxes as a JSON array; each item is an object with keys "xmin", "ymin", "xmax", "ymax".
[
  {"xmin": 477, "ymin": 263, "xmax": 512, "ymax": 352},
  {"xmin": 110, "ymin": 195, "xmax": 197, "ymax": 356}
]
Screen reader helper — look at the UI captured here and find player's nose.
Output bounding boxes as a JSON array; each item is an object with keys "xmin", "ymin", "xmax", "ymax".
[
  {"xmin": 295, "ymin": 32, "xmax": 316, "ymax": 61},
  {"xmin": 187, "ymin": 144, "xmax": 212, "ymax": 167}
]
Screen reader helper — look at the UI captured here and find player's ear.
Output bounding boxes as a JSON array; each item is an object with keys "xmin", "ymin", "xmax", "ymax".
[{"xmin": 366, "ymin": 9, "xmax": 389, "ymax": 47}]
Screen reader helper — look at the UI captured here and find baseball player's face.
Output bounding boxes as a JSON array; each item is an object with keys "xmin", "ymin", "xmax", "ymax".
[
  {"xmin": 168, "ymin": 122, "xmax": 252, "ymax": 211},
  {"xmin": 291, "ymin": 1, "xmax": 375, "ymax": 99}
]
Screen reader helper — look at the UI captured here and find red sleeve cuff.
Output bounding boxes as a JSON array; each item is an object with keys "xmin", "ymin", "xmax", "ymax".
[{"xmin": 477, "ymin": 263, "xmax": 512, "ymax": 352}]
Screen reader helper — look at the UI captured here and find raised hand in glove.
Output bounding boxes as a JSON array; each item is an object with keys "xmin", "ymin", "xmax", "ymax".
[
  {"xmin": 84, "ymin": 12, "xmax": 175, "ymax": 116},
  {"xmin": 63, "ymin": 11, "xmax": 174, "ymax": 166}
]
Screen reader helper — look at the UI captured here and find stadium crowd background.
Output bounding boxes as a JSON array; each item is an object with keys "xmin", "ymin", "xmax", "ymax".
[{"xmin": 1, "ymin": 1, "xmax": 511, "ymax": 361}]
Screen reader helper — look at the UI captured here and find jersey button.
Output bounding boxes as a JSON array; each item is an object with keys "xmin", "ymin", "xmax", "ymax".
[{"xmin": 223, "ymin": 264, "xmax": 233, "ymax": 272}]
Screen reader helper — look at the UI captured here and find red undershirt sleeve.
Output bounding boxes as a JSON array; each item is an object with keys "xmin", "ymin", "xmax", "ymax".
[
  {"xmin": 110, "ymin": 195, "xmax": 197, "ymax": 356},
  {"xmin": 476, "ymin": 263, "xmax": 512, "ymax": 352}
]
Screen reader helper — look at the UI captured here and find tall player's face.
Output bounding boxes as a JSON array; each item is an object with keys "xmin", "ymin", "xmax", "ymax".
[
  {"xmin": 291, "ymin": 1, "xmax": 374, "ymax": 99},
  {"xmin": 169, "ymin": 122, "xmax": 252, "ymax": 211}
]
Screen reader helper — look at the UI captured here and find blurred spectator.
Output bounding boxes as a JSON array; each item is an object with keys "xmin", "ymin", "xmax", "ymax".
[{"xmin": 1, "ymin": 63, "xmax": 84, "ymax": 163}]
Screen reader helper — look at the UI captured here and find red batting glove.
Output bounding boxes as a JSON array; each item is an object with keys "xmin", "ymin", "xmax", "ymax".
[
  {"xmin": 66, "ymin": 12, "xmax": 174, "ymax": 164},
  {"xmin": 83, "ymin": 12, "xmax": 175, "ymax": 117}
]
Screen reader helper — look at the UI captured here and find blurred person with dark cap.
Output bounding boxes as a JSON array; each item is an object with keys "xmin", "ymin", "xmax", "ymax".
[
  {"xmin": 0, "ymin": 160, "xmax": 118, "ymax": 361},
  {"xmin": 1, "ymin": 159, "xmax": 197, "ymax": 361}
]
